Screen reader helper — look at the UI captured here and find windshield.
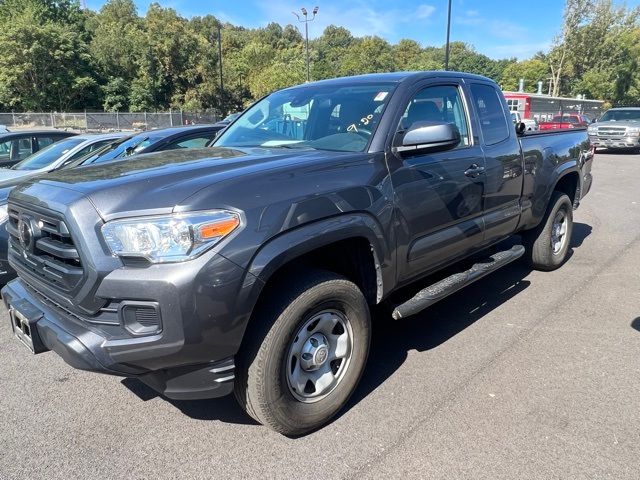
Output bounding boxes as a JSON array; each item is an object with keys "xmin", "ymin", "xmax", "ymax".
[
  {"xmin": 600, "ymin": 109, "xmax": 640, "ymax": 122},
  {"xmin": 12, "ymin": 137, "xmax": 85, "ymax": 170},
  {"xmin": 78, "ymin": 134, "xmax": 158, "ymax": 166},
  {"xmin": 214, "ymin": 82, "xmax": 396, "ymax": 152}
]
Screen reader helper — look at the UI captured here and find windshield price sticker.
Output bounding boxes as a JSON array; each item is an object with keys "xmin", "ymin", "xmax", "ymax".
[{"xmin": 374, "ymin": 92, "xmax": 389, "ymax": 102}]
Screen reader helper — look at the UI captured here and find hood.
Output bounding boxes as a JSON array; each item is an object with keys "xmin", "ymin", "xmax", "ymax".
[{"xmin": 12, "ymin": 147, "xmax": 340, "ymax": 220}]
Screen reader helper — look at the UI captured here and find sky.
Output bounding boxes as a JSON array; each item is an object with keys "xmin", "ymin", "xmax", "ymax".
[{"xmin": 87, "ymin": 0, "xmax": 640, "ymax": 60}]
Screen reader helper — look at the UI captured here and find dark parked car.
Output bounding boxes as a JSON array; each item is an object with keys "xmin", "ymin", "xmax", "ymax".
[
  {"xmin": 213, "ymin": 112, "xmax": 241, "ymax": 128},
  {"xmin": 0, "ymin": 133, "xmax": 126, "ymax": 283},
  {"xmin": 2, "ymin": 72, "xmax": 593, "ymax": 436},
  {"xmin": 73, "ymin": 125, "xmax": 225, "ymax": 167},
  {"xmin": 0, "ymin": 130, "xmax": 76, "ymax": 167},
  {"xmin": 0, "ymin": 127, "xmax": 221, "ymax": 284}
]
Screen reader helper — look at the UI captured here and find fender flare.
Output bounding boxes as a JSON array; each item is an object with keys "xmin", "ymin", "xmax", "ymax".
[
  {"xmin": 527, "ymin": 154, "xmax": 581, "ymax": 230},
  {"xmin": 231, "ymin": 213, "xmax": 393, "ymax": 337}
]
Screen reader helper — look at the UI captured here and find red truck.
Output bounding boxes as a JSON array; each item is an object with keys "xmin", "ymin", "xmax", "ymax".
[{"xmin": 539, "ymin": 113, "xmax": 592, "ymax": 130}]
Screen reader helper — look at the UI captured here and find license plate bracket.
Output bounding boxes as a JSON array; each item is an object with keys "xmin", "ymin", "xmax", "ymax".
[{"xmin": 8, "ymin": 299, "xmax": 46, "ymax": 354}]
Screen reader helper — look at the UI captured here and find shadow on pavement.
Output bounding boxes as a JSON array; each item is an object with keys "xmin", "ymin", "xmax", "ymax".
[
  {"xmin": 343, "ymin": 260, "xmax": 532, "ymax": 415},
  {"xmin": 121, "ymin": 378, "xmax": 259, "ymax": 426},
  {"xmin": 571, "ymin": 222, "xmax": 592, "ymax": 248},
  {"xmin": 124, "ymin": 223, "xmax": 593, "ymax": 429},
  {"xmin": 631, "ymin": 318, "xmax": 640, "ymax": 332}
]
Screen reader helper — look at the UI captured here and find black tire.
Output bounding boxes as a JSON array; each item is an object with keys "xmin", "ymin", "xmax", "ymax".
[
  {"xmin": 234, "ymin": 270, "xmax": 371, "ymax": 436},
  {"xmin": 522, "ymin": 191, "xmax": 573, "ymax": 271}
]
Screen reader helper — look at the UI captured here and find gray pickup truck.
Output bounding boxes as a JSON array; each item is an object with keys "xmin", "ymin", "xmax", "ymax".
[
  {"xmin": 2, "ymin": 72, "xmax": 593, "ymax": 435},
  {"xmin": 588, "ymin": 107, "xmax": 640, "ymax": 151}
]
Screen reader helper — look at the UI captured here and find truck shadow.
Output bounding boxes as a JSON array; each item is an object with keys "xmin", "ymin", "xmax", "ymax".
[
  {"xmin": 631, "ymin": 317, "xmax": 640, "ymax": 332},
  {"xmin": 122, "ymin": 223, "xmax": 592, "ymax": 429}
]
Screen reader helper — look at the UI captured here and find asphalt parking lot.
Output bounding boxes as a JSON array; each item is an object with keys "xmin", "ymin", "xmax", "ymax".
[{"xmin": 1, "ymin": 151, "xmax": 639, "ymax": 479}]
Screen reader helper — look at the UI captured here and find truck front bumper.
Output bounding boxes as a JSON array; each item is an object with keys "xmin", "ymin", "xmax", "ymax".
[
  {"xmin": 589, "ymin": 135, "xmax": 640, "ymax": 149},
  {"xmin": 1, "ymin": 251, "xmax": 252, "ymax": 400}
]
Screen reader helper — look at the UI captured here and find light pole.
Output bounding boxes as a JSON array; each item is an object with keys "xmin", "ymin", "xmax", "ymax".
[
  {"xmin": 293, "ymin": 6, "xmax": 319, "ymax": 82},
  {"xmin": 444, "ymin": 0, "xmax": 452, "ymax": 70},
  {"xmin": 212, "ymin": 25, "xmax": 224, "ymax": 115}
]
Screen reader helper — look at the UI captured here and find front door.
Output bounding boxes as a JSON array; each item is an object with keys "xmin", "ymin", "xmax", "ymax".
[{"xmin": 388, "ymin": 83, "xmax": 487, "ymax": 284}]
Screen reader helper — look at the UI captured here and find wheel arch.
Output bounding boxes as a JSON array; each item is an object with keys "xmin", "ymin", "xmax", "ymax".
[{"xmin": 230, "ymin": 213, "xmax": 393, "ymax": 352}]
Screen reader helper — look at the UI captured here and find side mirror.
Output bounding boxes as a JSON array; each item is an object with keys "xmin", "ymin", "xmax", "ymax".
[
  {"xmin": 396, "ymin": 122, "xmax": 461, "ymax": 155},
  {"xmin": 515, "ymin": 122, "xmax": 526, "ymax": 135},
  {"xmin": 592, "ymin": 118, "xmax": 598, "ymax": 124}
]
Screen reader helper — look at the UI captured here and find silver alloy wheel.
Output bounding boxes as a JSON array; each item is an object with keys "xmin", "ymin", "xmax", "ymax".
[
  {"xmin": 551, "ymin": 209, "xmax": 568, "ymax": 255},
  {"xmin": 286, "ymin": 309, "xmax": 353, "ymax": 403}
]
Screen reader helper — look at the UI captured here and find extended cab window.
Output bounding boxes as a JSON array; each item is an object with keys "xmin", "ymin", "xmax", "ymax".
[
  {"xmin": 470, "ymin": 84, "xmax": 510, "ymax": 145},
  {"xmin": 399, "ymin": 85, "xmax": 470, "ymax": 147}
]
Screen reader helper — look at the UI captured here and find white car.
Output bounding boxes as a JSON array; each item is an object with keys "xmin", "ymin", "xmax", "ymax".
[
  {"xmin": 511, "ymin": 112, "xmax": 539, "ymax": 131},
  {"xmin": 0, "ymin": 132, "xmax": 126, "ymax": 184}
]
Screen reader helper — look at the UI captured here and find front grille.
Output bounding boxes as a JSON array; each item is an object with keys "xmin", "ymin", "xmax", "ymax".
[
  {"xmin": 595, "ymin": 126, "xmax": 627, "ymax": 138},
  {"xmin": 7, "ymin": 203, "xmax": 84, "ymax": 293}
]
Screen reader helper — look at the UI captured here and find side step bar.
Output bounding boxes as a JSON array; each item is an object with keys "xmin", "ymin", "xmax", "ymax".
[{"xmin": 392, "ymin": 245, "xmax": 525, "ymax": 320}]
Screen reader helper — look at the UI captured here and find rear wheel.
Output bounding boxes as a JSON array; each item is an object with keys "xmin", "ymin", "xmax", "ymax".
[
  {"xmin": 234, "ymin": 270, "xmax": 371, "ymax": 436},
  {"xmin": 522, "ymin": 191, "xmax": 573, "ymax": 271}
]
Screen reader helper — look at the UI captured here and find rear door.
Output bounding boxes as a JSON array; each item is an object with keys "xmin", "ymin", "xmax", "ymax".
[
  {"xmin": 388, "ymin": 81, "xmax": 487, "ymax": 283},
  {"xmin": 467, "ymin": 82, "xmax": 524, "ymax": 244}
]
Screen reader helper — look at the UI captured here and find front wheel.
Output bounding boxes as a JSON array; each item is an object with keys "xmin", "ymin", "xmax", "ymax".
[
  {"xmin": 522, "ymin": 191, "xmax": 574, "ymax": 271},
  {"xmin": 234, "ymin": 270, "xmax": 371, "ymax": 436}
]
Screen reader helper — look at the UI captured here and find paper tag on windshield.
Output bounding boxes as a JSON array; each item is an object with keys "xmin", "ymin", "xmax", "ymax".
[{"xmin": 374, "ymin": 92, "xmax": 388, "ymax": 102}]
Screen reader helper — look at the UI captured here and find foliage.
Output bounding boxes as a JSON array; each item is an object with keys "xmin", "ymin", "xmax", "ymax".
[
  {"xmin": 501, "ymin": 59, "xmax": 550, "ymax": 92},
  {"xmin": 0, "ymin": 0, "xmax": 639, "ymax": 113}
]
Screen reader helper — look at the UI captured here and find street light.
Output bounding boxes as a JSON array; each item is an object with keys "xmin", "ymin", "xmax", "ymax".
[
  {"xmin": 293, "ymin": 6, "xmax": 319, "ymax": 82},
  {"xmin": 444, "ymin": 0, "xmax": 452, "ymax": 71}
]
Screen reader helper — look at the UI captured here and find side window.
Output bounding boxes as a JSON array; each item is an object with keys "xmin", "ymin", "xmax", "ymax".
[
  {"xmin": 37, "ymin": 136, "xmax": 56, "ymax": 150},
  {"xmin": 16, "ymin": 138, "xmax": 32, "ymax": 159},
  {"xmin": 0, "ymin": 140, "xmax": 11, "ymax": 159},
  {"xmin": 399, "ymin": 85, "xmax": 470, "ymax": 147},
  {"xmin": 65, "ymin": 140, "xmax": 112, "ymax": 163},
  {"xmin": 162, "ymin": 135, "xmax": 217, "ymax": 150},
  {"xmin": 470, "ymin": 84, "xmax": 510, "ymax": 145}
]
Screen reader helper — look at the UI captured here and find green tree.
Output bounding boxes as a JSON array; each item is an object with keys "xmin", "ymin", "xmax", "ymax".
[
  {"xmin": 500, "ymin": 59, "xmax": 550, "ymax": 92},
  {"xmin": 393, "ymin": 39, "xmax": 423, "ymax": 70},
  {"xmin": 0, "ymin": 0, "xmax": 98, "ymax": 110},
  {"xmin": 340, "ymin": 36, "xmax": 394, "ymax": 76},
  {"xmin": 312, "ymin": 25, "xmax": 354, "ymax": 80}
]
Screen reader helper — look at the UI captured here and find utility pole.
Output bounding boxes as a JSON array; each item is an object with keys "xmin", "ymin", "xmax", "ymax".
[
  {"xmin": 444, "ymin": 0, "xmax": 452, "ymax": 70},
  {"xmin": 293, "ymin": 7, "xmax": 319, "ymax": 82}
]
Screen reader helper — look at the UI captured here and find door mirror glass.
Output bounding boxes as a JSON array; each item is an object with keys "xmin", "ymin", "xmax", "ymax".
[
  {"xmin": 397, "ymin": 121, "xmax": 461, "ymax": 155},
  {"xmin": 515, "ymin": 122, "xmax": 526, "ymax": 135}
]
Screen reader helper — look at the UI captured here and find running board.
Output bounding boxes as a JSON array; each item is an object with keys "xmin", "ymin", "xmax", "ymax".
[{"xmin": 392, "ymin": 245, "xmax": 525, "ymax": 320}]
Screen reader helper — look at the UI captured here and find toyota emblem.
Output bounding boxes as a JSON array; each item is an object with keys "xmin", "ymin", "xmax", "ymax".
[{"xmin": 17, "ymin": 217, "xmax": 34, "ymax": 252}]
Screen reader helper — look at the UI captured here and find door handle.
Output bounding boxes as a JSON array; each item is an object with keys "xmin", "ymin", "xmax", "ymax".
[{"xmin": 464, "ymin": 164, "xmax": 485, "ymax": 178}]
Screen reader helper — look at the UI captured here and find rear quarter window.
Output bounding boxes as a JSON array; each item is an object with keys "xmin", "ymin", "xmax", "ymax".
[{"xmin": 470, "ymin": 84, "xmax": 510, "ymax": 146}]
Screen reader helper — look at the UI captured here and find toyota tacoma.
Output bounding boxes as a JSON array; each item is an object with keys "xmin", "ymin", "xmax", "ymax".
[{"xmin": 1, "ymin": 72, "xmax": 593, "ymax": 435}]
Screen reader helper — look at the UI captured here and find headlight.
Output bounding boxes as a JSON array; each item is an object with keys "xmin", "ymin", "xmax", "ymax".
[
  {"xmin": 0, "ymin": 204, "xmax": 8, "ymax": 224},
  {"xmin": 101, "ymin": 210, "xmax": 241, "ymax": 263},
  {"xmin": 587, "ymin": 126, "xmax": 597, "ymax": 134},
  {"xmin": 626, "ymin": 127, "xmax": 640, "ymax": 136}
]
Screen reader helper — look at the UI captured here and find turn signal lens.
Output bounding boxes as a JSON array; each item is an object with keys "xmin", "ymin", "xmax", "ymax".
[{"xmin": 197, "ymin": 217, "xmax": 240, "ymax": 240}]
